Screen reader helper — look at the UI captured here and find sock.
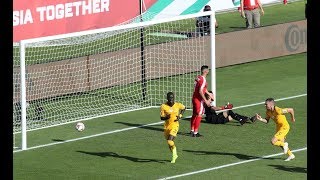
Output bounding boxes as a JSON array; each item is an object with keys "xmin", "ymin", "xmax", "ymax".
[
  {"xmin": 171, "ymin": 146, "xmax": 178, "ymax": 163},
  {"xmin": 287, "ymin": 149, "xmax": 293, "ymax": 156},
  {"xmin": 273, "ymin": 140, "xmax": 284, "ymax": 147},
  {"xmin": 172, "ymin": 146, "xmax": 177, "ymax": 156},
  {"xmin": 191, "ymin": 115, "xmax": 196, "ymax": 132},
  {"xmin": 194, "ymin": 116, "xmax": 202, "ymax": 133}
]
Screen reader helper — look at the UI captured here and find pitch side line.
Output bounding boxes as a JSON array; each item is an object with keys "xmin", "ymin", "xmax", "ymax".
[
  {"xmin": 13, "ymin": 93, "xmax": 306, "ymax": 153},
  {"xmin": 157, "ymin": 147, "xmax": 307, "ymax": 180}
]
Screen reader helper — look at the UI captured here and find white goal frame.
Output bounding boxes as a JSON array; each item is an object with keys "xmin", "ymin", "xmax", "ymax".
[{"xmin": 17, "ymin": 10, "xmax": 216, "ymax": 150}]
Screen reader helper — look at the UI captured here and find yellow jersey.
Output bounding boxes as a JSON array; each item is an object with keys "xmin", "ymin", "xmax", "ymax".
[
  {"xmin": 266, "ymin": 106, "xmax": 289, "ymax": 127},
  {"xmin": 160, "ymin": 102, "xmax": 185, "ymax": 129}
]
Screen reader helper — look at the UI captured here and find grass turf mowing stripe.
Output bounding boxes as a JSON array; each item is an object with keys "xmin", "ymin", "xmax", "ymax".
[
  {"xmin": 157, "ymin": 147, "xmax": 307, "ymax": 180},
  {"xmin": 13, "ymin": 93, "xmax": 306, "ymax": 153}
]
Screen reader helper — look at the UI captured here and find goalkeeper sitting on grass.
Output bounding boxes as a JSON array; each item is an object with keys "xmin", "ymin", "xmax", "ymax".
[{"xmin": 204, "ymin": 91, "xmax": 257, "ymax": 125}]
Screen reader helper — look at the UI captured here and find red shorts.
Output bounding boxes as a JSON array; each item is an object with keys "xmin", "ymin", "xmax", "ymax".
[{"xmin": 192, "ymin": 98, "xmax": 204, "ymax": 115}]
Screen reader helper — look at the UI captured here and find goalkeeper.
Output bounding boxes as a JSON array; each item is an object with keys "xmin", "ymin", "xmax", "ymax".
[
  {"xmin": 204, "ymin": 91, "xmax": 257, "ymax": 125},
  {"xmin": 160, "ymin": 92, "xmax": 186, "ymax": 163}
]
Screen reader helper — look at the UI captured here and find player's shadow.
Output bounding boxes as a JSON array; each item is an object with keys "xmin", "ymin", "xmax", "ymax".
[
  {"xmin": 268, "ymin": 165, "xmax": 307, "ymax": 173},
  {"xmin": 222, "ymin": 120, "xmax": 250, "ymax": 126},
  {"xmin": 195, "ymin": 120, "xmax": 252, "ymax": 127},
  {"xmin": 181, "ymin": 117, "xmax": 252, "ymax": 127},
  {"xmin": 201, "ymin": 120, "xmax": 242, "ymax": 126},
  {"xmin": 52, "ymin": 139, "xmax": 65, "ymax": 142},
  {"xmin": 222, "ymin": 123, "xmax": 242, "ymax": 126},
  {"xmin": 114, "ymin": 122, "xmax": 164, "ymax": 133},
  {"xmin": 76, "ymin": 150, "xmax": 169, "ymax": 163},
  {"xmin": 183, "ymin": 150, "xmax": 280, "ymax": 160}
]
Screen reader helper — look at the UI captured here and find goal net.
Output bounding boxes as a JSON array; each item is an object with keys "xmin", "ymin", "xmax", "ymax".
[{"xmin": 13, "ymin": 10, "xmax": 216, "ymax": 150}]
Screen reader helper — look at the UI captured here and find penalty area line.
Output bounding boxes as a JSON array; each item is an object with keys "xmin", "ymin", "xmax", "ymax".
[
  {"xmin": 13, "ymin": 93, "xmax": 306, "ymax": 153},
  {"xmin": 158, "ymin": 147, "xmax": 307, "ymax": 180}
]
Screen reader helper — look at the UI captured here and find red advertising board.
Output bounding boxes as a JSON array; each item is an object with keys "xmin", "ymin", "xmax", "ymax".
[{"xmin": 13, "ymin": 0, "xmax": 156, "ymax": 42}]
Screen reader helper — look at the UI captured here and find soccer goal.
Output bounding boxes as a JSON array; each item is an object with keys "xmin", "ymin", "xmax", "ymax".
[{"xmin": 13, "ymin": 10, "xmax": 216, "ymax": 150}]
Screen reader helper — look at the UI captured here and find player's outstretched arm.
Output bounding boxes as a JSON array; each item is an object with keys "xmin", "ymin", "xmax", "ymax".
[
  {"xmin": 256, "ymin": 114, "xmax": 269, "ymax": 124},
  {"xmin": 211, "ymin": 105, "xmax": 222, "ymax": 111},
  {"xmin": 215, "ymin": 102, "xmax": 233, "ymax": 111},
  {"xmin": 287, "ymin": 108, "xmax": 295, "ymax": 122}
]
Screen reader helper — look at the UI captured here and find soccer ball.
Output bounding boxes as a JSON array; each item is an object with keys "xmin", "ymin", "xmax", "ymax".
[{"xmin": 75, "ymin": 122, "xmax": 85, "ymax": 132}]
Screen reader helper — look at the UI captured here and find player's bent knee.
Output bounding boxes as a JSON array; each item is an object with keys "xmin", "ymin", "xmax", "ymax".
[{"xmin": 167, "ymin": 140, "xmax": 174, "ymax": 147}]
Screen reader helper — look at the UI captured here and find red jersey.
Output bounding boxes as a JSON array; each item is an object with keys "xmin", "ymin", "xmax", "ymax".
[
  {"xmin": 243, "ymin": 0, "xmax": 259, "ymax": 10},
  {"xmin": 192, "ymin": 75, "xmax": 207, "ymax": 100}
]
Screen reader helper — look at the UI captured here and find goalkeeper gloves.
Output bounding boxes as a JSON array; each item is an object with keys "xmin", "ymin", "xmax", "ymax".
[{"xmin": 221, "ymin": 102, "xmax": 233, "ymax": 110}]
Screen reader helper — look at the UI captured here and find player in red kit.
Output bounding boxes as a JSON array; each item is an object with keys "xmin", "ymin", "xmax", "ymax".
[{"xmin": 190, "ymin": 65, "xmax": 214, "ymax": 137}]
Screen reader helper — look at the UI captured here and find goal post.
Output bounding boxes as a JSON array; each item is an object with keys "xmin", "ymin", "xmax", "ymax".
[
  {"xmin": 210, "ymin": 12, "xmax": 216, "ymax": 107},
  {"xmin": 14, "ymin": 10, "xmax": 216, "ymax": 150},
  {"xmin": 19, "ymin": 41, "xmax": 28, "ymax": 150}
]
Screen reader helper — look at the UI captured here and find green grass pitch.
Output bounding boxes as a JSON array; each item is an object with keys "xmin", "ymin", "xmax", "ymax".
[
  {"xmin": 13, "ymin": 52, "xmax": 306, "ymax": 179},
  {"xmin": 13, "ymin": 1, "xmax": 306, "ymax": 179}
]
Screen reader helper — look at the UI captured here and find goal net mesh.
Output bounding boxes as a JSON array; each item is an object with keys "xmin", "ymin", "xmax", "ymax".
[{"xmin": 13, "ymin": 14, "xmax": 211, "ymax": 133}]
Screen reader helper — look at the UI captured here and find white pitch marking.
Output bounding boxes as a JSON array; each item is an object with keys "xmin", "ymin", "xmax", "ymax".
[
  {"xmin": 158, "ymin": 147, "xmax": 307, "ymax": 180},
  {"xmin": 13, "ymin": 94, "xmax": 306, "ymax": 153}
]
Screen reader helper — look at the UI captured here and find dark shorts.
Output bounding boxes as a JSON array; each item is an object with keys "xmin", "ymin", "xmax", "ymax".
[{"xmin": 205, "ymin": 113, "xmax": 228, "ymax": 124}]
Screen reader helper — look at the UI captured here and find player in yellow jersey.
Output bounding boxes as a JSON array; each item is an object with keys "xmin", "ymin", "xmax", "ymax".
[
  {"xmin": 256, "ymin": 98, "xmax": 296, "ymax": 161},
  {"xmin": 160, "ymin": 92, "xmax": 186, "ymax": 163}
]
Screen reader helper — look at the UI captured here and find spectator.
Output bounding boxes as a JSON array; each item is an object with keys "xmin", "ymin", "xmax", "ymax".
[
  {"xmin": 196, "ymin": 5, "xmax": 218, "ymax": 36},
  {"xmin": 240, "ymin": 0, "xmax": 264, "ymax": 28}
]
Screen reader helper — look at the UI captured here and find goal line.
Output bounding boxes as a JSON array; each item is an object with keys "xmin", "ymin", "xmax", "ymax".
[{"xmin": 13, "ymin": 93, "xmax": 306, "ymax": 153}]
